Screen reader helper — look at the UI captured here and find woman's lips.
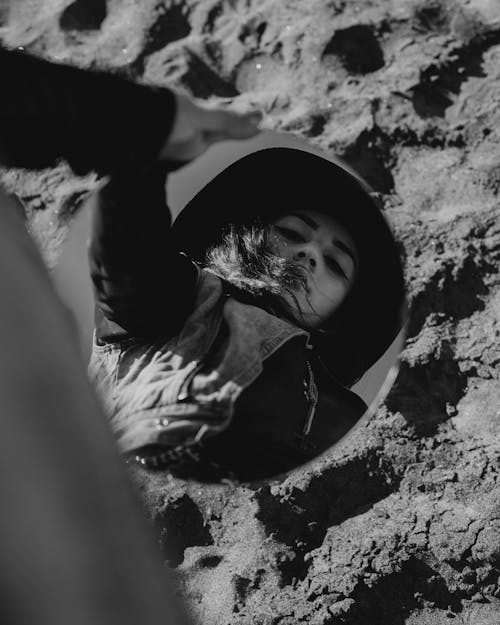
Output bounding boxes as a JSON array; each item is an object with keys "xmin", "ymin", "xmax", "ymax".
[{"xmin": 294, "ymin": 262, "xmax": 312, "ymax": 276}]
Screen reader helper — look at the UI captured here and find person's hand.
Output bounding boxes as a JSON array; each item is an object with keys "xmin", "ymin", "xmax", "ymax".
[{"xmin": 159, "ymin": 93, "xmax": 262, "ymax": 162}]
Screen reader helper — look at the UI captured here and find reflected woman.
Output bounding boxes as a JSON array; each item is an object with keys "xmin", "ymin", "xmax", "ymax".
[{"xmin": 89, "ymin": 142, "xmax": 405, "ymax": 481}]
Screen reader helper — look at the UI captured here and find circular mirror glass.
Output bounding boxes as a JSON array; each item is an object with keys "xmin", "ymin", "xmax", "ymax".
[{"xmin": 55, "ymin": 131, "xmax": 407, "ymax": 484}]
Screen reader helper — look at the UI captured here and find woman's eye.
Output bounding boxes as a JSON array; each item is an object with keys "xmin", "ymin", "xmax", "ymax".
[
  {"xmin": 276, "ymin": 226, "xmax": 305, "ymax": 243},
  {"xmin": 325, "ymin": 256, "xmax": 347, "ymax": 278}
]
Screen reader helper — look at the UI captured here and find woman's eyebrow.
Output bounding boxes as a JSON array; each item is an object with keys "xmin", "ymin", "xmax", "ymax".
[
  {"xmin": 289, "ymin": 212, "xmax": 319, "ymax": 230},
  {"xmin": 289, "ymin": 212, "xmax": 357, "ymax": 267}
]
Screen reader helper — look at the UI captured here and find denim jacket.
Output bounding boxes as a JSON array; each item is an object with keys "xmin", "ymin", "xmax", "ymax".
[{"xmin": 89, "ymin": 268, "xmax": 311, "ymax": 455}]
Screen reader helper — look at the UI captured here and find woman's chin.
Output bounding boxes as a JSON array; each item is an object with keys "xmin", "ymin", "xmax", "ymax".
[{"xmin": 286, "ymin": 297, "xmax": 323, "ymax": 329}]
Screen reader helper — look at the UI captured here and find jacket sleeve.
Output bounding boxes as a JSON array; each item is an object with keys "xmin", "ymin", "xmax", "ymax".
[
  {"xmin": 0, "ymin": 46, "xmax": 200, "ymax": 341},
  {"xmin": 89, "ymin": 163, "xmax": 200, "ymax": 342},
  {"xmin": 0, "ymin": 46, "xmax": 175, "ymax": 175}
]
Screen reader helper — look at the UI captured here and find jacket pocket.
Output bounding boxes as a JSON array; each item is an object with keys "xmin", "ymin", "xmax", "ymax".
[{"xmin": 177, "ymin": 313, "xmax": 226, "ymax": 403}]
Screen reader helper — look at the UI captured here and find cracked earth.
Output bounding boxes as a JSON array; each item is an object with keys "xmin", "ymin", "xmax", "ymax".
[{"xmin": 1, "ymin": 0, "xmax": 500, "ymax": 623}]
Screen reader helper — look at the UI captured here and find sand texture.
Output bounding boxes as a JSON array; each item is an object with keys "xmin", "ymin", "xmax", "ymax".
[{"xmin": 1, "ymin": 1, "xmax": 500, "ymax": 623}]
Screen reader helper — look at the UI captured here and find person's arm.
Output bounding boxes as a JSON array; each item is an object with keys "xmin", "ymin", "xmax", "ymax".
[
  {"xmin": 0, "ymin": 46, "xmax": 176, "ymax": 175},
  {"xmin": 0, "ymin": 46, "xmax": 261, "ymax": 341},
  {"xmin": 0, "ymin": 46, "xmax": 191, "ymax": 340},
  {"xmin": 89, "ymin": 161, "xmax": 200, "ymax": 342}
]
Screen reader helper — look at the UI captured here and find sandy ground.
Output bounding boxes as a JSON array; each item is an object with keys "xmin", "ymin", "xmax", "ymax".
[{"xmin": 1, "ymin": 1, "xmax": 500, "ymax": 623}]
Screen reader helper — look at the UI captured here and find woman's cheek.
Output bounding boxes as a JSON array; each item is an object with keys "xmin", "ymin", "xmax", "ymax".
[{"xmin": 321, "ymin": 281, "xmax": 349, "ymax": 314}]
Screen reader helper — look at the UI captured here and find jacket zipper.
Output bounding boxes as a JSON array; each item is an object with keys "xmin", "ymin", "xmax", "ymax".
[
  {"xmin": 301, "ymin": 359, "xmax": 318, "ymax": 437},
  {"xmin": 296, "ymin": 338, "xmax": 319, "ymax": 453}
]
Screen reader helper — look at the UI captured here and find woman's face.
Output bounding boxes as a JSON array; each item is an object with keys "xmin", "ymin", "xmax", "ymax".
[{"xmin": 271, "ymin": 209, "xmax": 358, "ymax": 328}]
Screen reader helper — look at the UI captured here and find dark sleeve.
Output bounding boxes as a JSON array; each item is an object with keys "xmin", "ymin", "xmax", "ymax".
[
  {"xmin": 89, "ymin": 162, "xmax": 200, "ymax": 343},
  {"xmin": 0, "ymin": 46, "xmax": 199, "ymax": 341},
  {"xmin": 0, "ymin": 46, "xmax": 175, "ymax": 175}
]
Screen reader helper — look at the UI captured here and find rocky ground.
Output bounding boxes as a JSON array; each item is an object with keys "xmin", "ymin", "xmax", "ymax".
[{"xmin": 1, "ymin": 0, "xmax": 500, "ymax": 623}]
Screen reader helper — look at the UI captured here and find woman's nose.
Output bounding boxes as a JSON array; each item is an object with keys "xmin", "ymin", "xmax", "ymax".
[{"xmin": 294, "ymin": 248, "xmax": 317, "ymax": 269}]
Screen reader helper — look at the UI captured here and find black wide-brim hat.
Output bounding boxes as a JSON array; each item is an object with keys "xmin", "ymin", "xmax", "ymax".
[{"xmin": 172, "ymin": 148, "xmax": 406, "ymax": 387}]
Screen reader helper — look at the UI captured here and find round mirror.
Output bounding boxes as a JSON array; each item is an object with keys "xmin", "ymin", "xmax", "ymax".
[{"xmin": 54, "ymin": 131, "xmax": 407, "ymax": 484}]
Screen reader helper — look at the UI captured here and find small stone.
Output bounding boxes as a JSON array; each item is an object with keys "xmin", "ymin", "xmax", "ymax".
[
  {"xmin": 471, "ymin": 592, "xmax": 489, "ymax": 603},
  {"xmin": 446, "ymin": 403, "xmax": 458, "ymax": 416},
  {"xmin": 328, "ymin": 598, "xmax": 355, "ymax": 616}
]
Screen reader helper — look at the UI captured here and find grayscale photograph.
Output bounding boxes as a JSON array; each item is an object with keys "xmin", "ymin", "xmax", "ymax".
[{"xmin": 0, "ymin": 0, "xmax": 499, "ymax": 623}]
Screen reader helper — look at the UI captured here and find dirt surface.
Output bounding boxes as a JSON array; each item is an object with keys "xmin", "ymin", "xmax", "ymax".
[{"xmin": 1, "ymin": 1, "xmax": 500, "ymax": 623}]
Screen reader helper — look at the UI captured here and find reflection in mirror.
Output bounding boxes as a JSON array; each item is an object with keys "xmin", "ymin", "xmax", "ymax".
[{"xmin": 54, "ymin": 131, "xmax": 406, "ymax": 484}]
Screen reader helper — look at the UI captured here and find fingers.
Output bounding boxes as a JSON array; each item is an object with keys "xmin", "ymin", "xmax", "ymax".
[
  {"xmin": 228, "ymin": 110, "xmax": 263, "ymax": 139},
  {"xmin": 200, "ymin": 107, "xmax": 262, "ymax": 141},
  {"xmin": 160, "ymin": 92, "xmax": 263, "ymax": 163}
]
